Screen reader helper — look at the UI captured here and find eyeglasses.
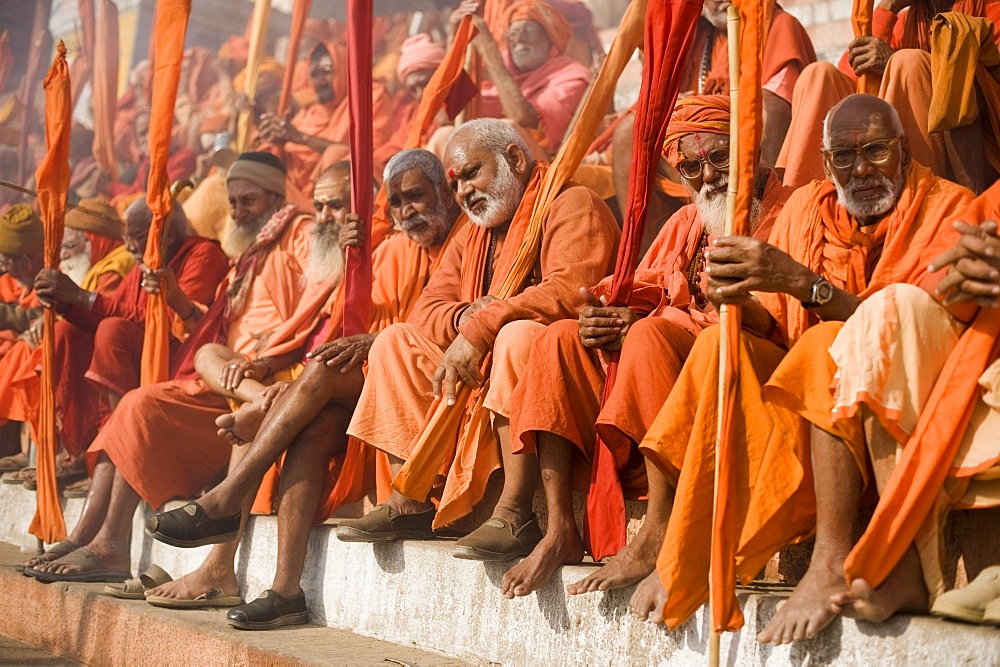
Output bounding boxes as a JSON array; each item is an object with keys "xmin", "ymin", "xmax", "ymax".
[
  {"xmin": 822, "ymin": 138, "xmax": 900, "ymax": 170},
  {"xmin": 676, "ymin": 147, "xmax": 730, "ymax": 180}
]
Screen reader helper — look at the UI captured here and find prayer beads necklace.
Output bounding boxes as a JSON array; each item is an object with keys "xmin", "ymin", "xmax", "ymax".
[{"xmin": 687, "ymin": 232, "xmax": 710, "ymax": 307}]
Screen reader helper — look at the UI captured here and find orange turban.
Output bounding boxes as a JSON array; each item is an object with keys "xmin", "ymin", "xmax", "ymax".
[
  {"xmin": 503, "ymin": 0, "xmax": 573, "ymax": 53},
  {"xmin": 396, "ymin": 34, "xmax": 445, "ymax": 83},
  {"xmin": 662, "ymin": 94, "xmax": 731, "ymax": 166}
]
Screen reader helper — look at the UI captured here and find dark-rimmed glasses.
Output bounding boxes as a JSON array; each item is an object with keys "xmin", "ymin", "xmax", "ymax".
[
  {"xmin": 822, "ymin": 138, "xmax": 900, "ymax": 170},
  {"xmin": 676, "ymin": 147, "xmax": 730, "ymax": 180}
]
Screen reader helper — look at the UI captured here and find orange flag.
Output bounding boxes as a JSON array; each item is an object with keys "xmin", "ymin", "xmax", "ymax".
[
  {"xmin": 140, "ymin": 0, "xmax": 192, "ymax": 386},
  {"xmin": 278, "ymin": 0, "xmax": 313, "ymax": 118},
  {"xmin": 585, "ymin": 0, "xmax": 703, "ymax": 561},
  {"xmin": 29, "ymin": 42, "xmax": 73, "ymax": 542},
  {"xmin": 852, "ymin": 0, "xmax": 879, "ymax": 94},
  {"xmin": 393, "ymin": 0, "xmax": 650, "ymax": 516},
  {"xmin": 709, "ymin": 0, "xmax": 773, "ymax": 634},
  {"xmin": 91, "ymin": 0, "xmax": 119, "ymax": 177}
]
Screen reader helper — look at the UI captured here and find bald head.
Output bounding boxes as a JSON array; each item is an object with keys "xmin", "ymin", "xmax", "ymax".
[
  {"xmin": 122, "ymin": 199, "xmax": 190, "ymax": 259},
  {"xmin": 822, "ymin": 94, "xmax": 903, "ymax": 150},
  {"xmin": 314, "ymin": 161, "xmax": 352, "ymax": 227}
]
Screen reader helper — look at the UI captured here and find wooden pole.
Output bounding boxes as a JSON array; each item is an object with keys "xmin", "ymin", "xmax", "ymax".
[{"xmin": 709, "ymin": 6, "xmax": 741, "ymax": 666}]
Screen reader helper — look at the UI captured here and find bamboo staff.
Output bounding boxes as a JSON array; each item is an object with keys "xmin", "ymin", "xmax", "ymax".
[
  {"xmin": 0, "ymin": 180, "xmax": 125, "ymax": 225},
  {"xmin": 236, "ymin": 0, "xmax": 272, "ymax": 152},
  {"xmin": 709, "ymin": 7, "xmax": 742, "ymax": 665}
]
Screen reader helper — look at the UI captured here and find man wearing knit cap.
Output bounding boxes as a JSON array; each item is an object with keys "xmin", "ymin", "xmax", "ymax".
[
  {"xmin": 0, "ymin": 204, "xmax": 44, "ymax": 336},
  {"xmin": 22, "ymin": 151, "xmax": 318, "ymax": 584},
  {"xmin": 446, "ymin": 0, "xmax": 592, "ymax": 156},
  {"xmin": 461, "ymin": 96, "xmax": 791, "ymax": 600}
]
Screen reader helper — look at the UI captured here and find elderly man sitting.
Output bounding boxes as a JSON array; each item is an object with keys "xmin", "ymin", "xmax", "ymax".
[
  {"xmin": 146, "ymin": 148, "xmax": 465, "ymax": 626},
  {"xmin": 486, "ymin": 95, "xmax": 793, "ymax": 599},
  {"xmin": 23, "ymin": 152, "xmax": 319, "ymax": 582},
  {"xmin": 626, "ymin": 94, "xmax": 976, "ymax": 632}
]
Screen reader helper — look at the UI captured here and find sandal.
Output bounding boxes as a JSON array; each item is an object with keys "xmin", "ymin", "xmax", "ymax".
[
  {"xmin": 104, "ymin": 565, "xmax": 173, "ymax": 599},
  {"xmin": 146, "ymin": 588, "xmax": 244, "ymax": 609},
  {"xmin": 23, "ymin": 467, "xmax": 88, "ymax": 491},
  {"xmin": 25, "ymin": 547, "xmax": 131, "ymax": 583},
  {"xmin": 15, "ymin": 540, "xmax": 77, "ymax": 574},
  {"xmin": 64, "ymin": 478, "xmax": 90, "ymax": 498},
  {"xmin": 144, "ymin": 503, "xmax": 241, "ymax": 548},
  {"xmin": 3, "ymin": 467, "xmax": 33, "ymax": 485}
]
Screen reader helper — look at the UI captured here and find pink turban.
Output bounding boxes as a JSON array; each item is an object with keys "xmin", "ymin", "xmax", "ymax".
[
  {"xmin": 662, "ymin": 95, "xmax": 731, "ymax": 166},
  {"xmin": 395, "ymin": 34, "xmax": 445, "ymax": 83}
]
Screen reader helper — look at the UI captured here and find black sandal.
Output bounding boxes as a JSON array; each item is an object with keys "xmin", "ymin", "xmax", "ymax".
[
  {"xmin": 227, "ymin": 589, "xmax": 309, "ymax": 631},
  {"xmin": 144, "ymin": 503, "xmax": 241, "ymax": 548}
]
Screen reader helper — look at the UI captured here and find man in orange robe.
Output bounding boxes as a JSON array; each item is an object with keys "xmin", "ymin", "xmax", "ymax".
[
  {"xmin": 626, "ymin": 94, "xmax": 976, "ymax": 631},
  {"xmin": 777, "ymin": 0, "xmax": 1000, "ymax": 190},
  {"xmin": 0, "ymin": 205, "xmax": 44, "ymax": 345},
  {"xmin": 145, "ymin": 149, "xmax": 466, "ymax": 625},
  {"xmin": 441, "ymin": 0, "xmax": 593, "ymax": 158},
  {"xmin": 475, "ymin": 95, "xmax": 792, "ymax": 598},
  {"xmin": 610, "ymin": 0, "xmax": 815, "ymax": 210},
  {"xmin": 332, "ymin": 119, "xmax": 619, "ymax": 554},
  {"xmin": 23, "ymin": 153, "xmax": 315, "ymax": 581},
  {"xmin": 258, "ymin": 41, "xmax": 392, "ymax": 208}
]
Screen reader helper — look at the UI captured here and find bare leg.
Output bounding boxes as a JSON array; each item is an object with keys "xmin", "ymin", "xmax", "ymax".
[
  {"xmin": 832, "ymin": 545, "xmax": 929, "ymax": 622},
  {"xmin": 34, "ymin": 468, "xmax": 140, "ymax": 575},
  {"xmin": 195, "ymin": 343, "xmax": 268, "ymax": 404},
  {"xmin": 197, "ymin": 361, "xmax": 364, "ymax": 519},
  {"xmin": 758, "ymin": 425, "xmax": 857, "ymax": 644},
  {"xmin": 569, "ymin": 459, "xmax": 673, "ymax": 595},
  {"xmin": 486, "ymin": 416, "xmax": 539, "ymax": 527},
  {"xmin": 270, "ymin": 405, "xmax": 350, "ymax": 597},
  {"xmin": 500, "ymin": 433, "xmax": 585, "ymax": 598},
  {"xmin": 381, "ymin": 451, "xmax": 436, "ymax": 514},
  {"xmin": 629, "ymin": 571, "xmax": 669, "ymax": 623}
]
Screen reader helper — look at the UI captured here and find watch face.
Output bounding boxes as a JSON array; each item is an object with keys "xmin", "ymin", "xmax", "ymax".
[{"xmin": 815, "ymin": 279, "xmax": 835, "ymax": 305}]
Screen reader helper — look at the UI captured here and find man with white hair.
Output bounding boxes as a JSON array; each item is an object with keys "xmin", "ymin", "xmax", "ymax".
[
  {"xmin": 145, "ymin": 147, "xmax": 465, "ymax": 623},
  {"xmin": 331, "ymin": 118, "xmax": 619, "ymax": 580},
  {"xmin": 487, "ymin": 95, "xmax": 792, "ymax": 600},
  {"xmin": 627, "ymin": 94, "xmax": 976, "ymax": 636}
]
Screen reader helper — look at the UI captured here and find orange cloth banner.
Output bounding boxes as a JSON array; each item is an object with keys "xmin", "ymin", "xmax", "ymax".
[
  {"xmin": 141, "ymin": 0, "xmax": 192, "ymax": 386},
  {"xmin": 236, "ymin": 0, "xmax": 271, "ymax": 152},
  {"xmin": 711, "ymin": 0, "xmax": 773, "ymax": 634},
  {"xmin": 586, "ymin": 0, "xmax": 702, "ymax": 561},
  {"xmin": 29, "ymin": 42, "xmax": 73, "ymax": 542},
  {"xmin": 91, "ymin": 0, "xmax": 119, "ymax": 176},
  {"xmin": 278, "ymin": 0, "xmax": 313, "ymax": 117}
]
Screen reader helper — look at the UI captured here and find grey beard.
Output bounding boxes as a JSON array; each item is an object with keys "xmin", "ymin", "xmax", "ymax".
[
  {"xmin": 464, "ymin": 157, "xmax": 523, "ymax": 229},
  {"xmin": 220, "ymin": 208, "xmax": 275, "ymax": 258},
  {"xmin": 304, "ymin": 224, "xmax": 345, "ymax": 286},
  {"xmin": 835, "ymin": 172, "xmax": 904, "ymax": 221},
  {"xmin": 693, "ymin": 174, "xmax": 765, "ymax": 237},
  {"xmin": 60, "ymin": 249, "xmax": 92, "ymax": 286}
]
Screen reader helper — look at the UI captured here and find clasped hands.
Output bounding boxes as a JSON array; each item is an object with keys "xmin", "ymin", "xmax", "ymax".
[{"xmin": 930, "ymin": 220, "xmax": 1000, "ymax": 307}]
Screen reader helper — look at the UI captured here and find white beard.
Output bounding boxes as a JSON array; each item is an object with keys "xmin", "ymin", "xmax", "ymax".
[
  {"xmin": 463, "ymin": 157, "xmax": 523, "ymax": 229},
  {"xmin": 835, "ymin": 172, "xmax": 904, "ymax": 221},
  {"xmin": 304, "ymin": 223, "xmax": 345, "ymax": 287},
  {"xmin": 220, "ymin": 213, "xmax": 270, "ymax": 258},
  {"xmin": 692, "ymin": 173, "xmax": 765, "ymax": 237},
  {"xmin": 60, "ymin": 247, "xmax": 92, "ymax": 286}
]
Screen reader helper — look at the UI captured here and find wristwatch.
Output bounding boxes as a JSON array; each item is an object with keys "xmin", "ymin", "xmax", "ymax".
[{"xmin": 802, "ymin": 276, "xmax": 835, "ymax": 308}]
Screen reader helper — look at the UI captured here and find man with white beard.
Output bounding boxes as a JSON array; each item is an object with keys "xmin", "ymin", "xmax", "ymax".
[
  {"xmin": 449, "ymin": 95, "xmax": 792, "ymax": 600},
  {"xmin": 145, "ymin": 147, "xmax": 466, "ymax": 623}
]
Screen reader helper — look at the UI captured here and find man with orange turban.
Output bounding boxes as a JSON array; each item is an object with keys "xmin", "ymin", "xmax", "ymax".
[
  {"xmin": 457, "ymin": 96, "xmax": 790, "ymax": 599},
  {"xmin": 625, "ymin": 94, "xmax": 976, "ymax": 635},
  {"xmin": 258, "ymin": 42, "xmax": 392, "ymax": 208},
  {"xmin": 447, "ymin": 0, "xmax": 592, "ymax": 156}
]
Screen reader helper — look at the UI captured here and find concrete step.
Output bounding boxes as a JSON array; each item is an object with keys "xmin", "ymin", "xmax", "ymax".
[{"xmin": 2, "ymin": 480, "xmax": 999, "ymax": 665}]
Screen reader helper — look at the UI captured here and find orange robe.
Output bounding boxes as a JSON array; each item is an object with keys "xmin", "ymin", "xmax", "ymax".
[
  {"xmin": 639, "ymin": 162, "xmax": 975, "ymax": 629},
  {"xmin": 85, "ymin": 214, "xmax": 314, "ymax": 508},
  {"xmin": 348, "ymin": 183, "xmax": 621, "ymax": 529},
  {"xmin": 511, "ymin": 173, "xmax": 790, "ymax": 497}
]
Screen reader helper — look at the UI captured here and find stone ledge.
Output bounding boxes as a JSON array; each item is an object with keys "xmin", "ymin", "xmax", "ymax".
[{"xmin": 2, "ymin": 483, "xmax": 999, "ymax": 665}]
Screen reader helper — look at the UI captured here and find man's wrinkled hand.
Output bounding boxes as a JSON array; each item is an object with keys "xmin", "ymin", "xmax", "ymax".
[
  {"xmin": 338, "ymin": 214, "xmax": 364, "ymax": 249},
  {"xmin": 33, "ymin": 268, "xmax": 85, "ymax": 309},
  {"xmin": 259, "ymin": 380, "xmax": 291, "ymax": 412},
  {"xmin": 704, "ymin": 236, "xmax": 814, "ymax": 306},
  {"xmin": 931, "ymin": 220, "xmax": 1000, "ymax": 307},
  {"xmin": 19, "ymin": 317, "xmax": 43, "ymax": 349},
  {"xmin": 576, "ymin": 287, "xmax": 637, "ymax": 351},
  {"xmin": 848, "ymin": 36, "xmax": 894, "ymax": 77},
  {"xmin": 432, "ymin": 334, "xmax": 484, "ymax": 406},
  {"xmin": 305, "ymin": 333, "xmax": 376, "ymax": 372},
  {"xmin": 458, "ymin": 295, "xmax": 498, "ymax": 327},
  {"xmin": 219, "ymin": 356, "xmax": 269, "ymax": 393}
]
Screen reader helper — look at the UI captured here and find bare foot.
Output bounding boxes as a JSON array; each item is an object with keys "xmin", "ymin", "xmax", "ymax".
[
  {"xmin": 146, "ymin": 560, "xmax": 239, "ymax": 600},
  {"xmin": 832, "ymin": 549, "xmax": 928, "ymax": 623},
  {"xmin": 629, "ymin": 571, "xmax": 668, "ymax": 623},
  {"xmin": 757, "ymin": 556, "xmax": 850, "ymax": 644},
  {"xmin": 31, "ymin": 541, "xmax": 129, "ymax": 575},
  {"xmin": 216, "ymin": 400, "xmax": 267, "ymax": 446},
  {"xmin": 567, "ymin": 523, "xmax": 662, "ymax": 595},
  {"xmin": 20, "ymin": 541, "xmax": 77, "ymax": 570},
  {"xmin": 500, "ymin": 522, "xmax": 584, "ymax": 598}
]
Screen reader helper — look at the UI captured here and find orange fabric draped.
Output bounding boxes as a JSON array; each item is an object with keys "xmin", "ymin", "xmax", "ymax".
[
  {"xmin": 852, "ymin": 0, "xmax": 878, "ymax": 94},
  {"xmin": 711, "ymin": 0, "xmax": 772, "ymax": 634},
  {"xmin": 392, "ymin": 0, "xmax": 648, "ymax": 523},
  {"xmin": 343, "ymin": 0, "xmax": 374, "ymax": 337},
  {"xmin": 278, "ymin": 0, "xmax": 312, "ymax": 117},
  {"xmin": 586, "ymin": 0, "xmax": 703, "ymax": 561},
  {"xmin": 29, "ymin": 42, "xmax": 72, "ymax": 543},
  {"xmin": 91, "ymin": 0, "xmax": 119, "ymax": 177},
  {"xmin": 79, "ymin": 0, "xmax": 95, "ymax": 59},
  {"xmin": 141, "ymin": 0, "xmax": 191, "ymax": 386},
  {"xmin": 843, "ymin": 181, "xmax": 1000, "ymax": 589}
]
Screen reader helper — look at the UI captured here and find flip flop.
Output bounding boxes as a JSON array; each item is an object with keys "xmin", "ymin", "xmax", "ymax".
[
  {"xmin": 25, "ymin": 548, "xmax": 130, "ymax": 583},
  {"xmin": 14, "ymin": 540, "xmax": 77, "ymax": 574},
  {"xmin": 146, "ymin": 588, "xmax": 244, "ymax": 609},
  {"xmin": 104, "ymin": 564, "xmax": 173, "ymax": 600},
  {"xmin": 23, "ymin": 467, "xmax": 88, "ymax": 491}
]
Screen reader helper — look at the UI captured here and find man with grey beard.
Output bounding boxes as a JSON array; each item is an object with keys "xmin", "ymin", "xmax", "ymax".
[
  {"xmin": 145, "ymin": 148, "xmax": 464, "ymax": 624},
  {"xmin": 464, "ymin": 95, "xmax": 792, "ymax": 601}
]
